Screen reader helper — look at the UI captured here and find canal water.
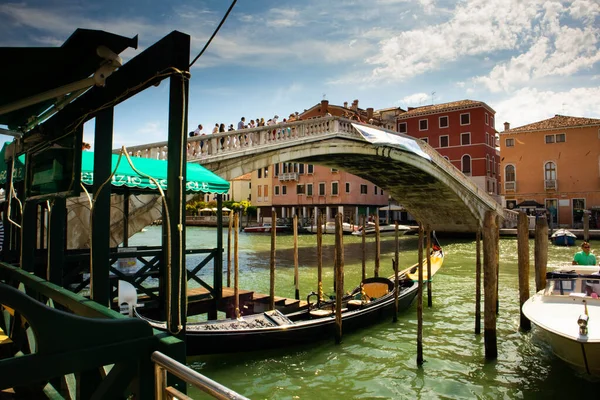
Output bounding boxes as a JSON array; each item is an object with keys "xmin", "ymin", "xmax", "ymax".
[{"xmin": 128, "ymin": 226, "xmax": 599, "ymax": 399}]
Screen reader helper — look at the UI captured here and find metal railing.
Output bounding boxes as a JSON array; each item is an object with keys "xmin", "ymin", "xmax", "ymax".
[
  {"xmin": 545, "ymin": 179, "xmax": 557, "ymax": 190},
  {"xmin": 152, "ymin": 351, "xmax": 249, "ymax": 400}
]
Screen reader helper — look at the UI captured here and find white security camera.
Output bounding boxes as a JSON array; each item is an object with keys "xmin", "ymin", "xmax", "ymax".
[{"xmin": 97, "ymin": 45, "xmax": 123, "ymax": 67}]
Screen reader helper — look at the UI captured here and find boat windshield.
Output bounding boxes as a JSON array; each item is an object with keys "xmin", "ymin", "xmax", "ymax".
[{"xmin": 544, "ymin": 271, "xmax": 600, "ymax": 297}]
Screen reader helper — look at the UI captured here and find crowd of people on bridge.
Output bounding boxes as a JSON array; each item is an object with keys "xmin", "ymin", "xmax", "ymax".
[{"xmin": 187, "ymin": 113, "xmax": 304, "ymax": 158}]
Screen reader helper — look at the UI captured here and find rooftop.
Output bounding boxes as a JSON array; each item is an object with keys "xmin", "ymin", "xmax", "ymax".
[
  {"xmin": 397, "ymin": 99, "xmax": 495, "ymax": 119},
  {"xmin": 503, "ymin": 114, "xmax": 600, "ymax": 134}
]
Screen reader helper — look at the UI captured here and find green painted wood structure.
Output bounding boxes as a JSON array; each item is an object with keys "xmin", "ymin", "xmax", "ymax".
[{"xmin": 0, "ymin": 28, "xmax": 230, "ymax": 395}]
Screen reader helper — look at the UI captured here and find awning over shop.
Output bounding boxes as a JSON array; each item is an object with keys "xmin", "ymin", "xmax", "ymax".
[
  {"xmin": 0, "ymin": 147, "xmax": 230, "ymax": 194},
  {"xmin": 516, "ymin": 200, "xmax": 545, "ymax": 208}
]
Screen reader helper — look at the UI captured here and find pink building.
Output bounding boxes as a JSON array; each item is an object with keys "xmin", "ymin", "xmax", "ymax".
[{"xmin": 253, "ymin": 161, "xmax": 388, "ymax": 225}]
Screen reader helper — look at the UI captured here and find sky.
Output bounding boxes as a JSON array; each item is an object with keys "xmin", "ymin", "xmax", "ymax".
[{"xmin": 1, "ymin": 0, "xmax": 599, "ymax": 148}]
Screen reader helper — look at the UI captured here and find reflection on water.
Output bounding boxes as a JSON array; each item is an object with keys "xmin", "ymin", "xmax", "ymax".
[{"xmin": 128, "ymin": 226, "xmax": 600, "ymax": 399}]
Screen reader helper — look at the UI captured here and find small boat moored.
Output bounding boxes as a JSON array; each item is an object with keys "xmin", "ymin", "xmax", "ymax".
[
  {"xmin": 134, "ymin": 243, "xmax": 444, "ymax": 355},
  {"xmin": 351, "ymin": 223, "xmax": 411, "ymax": 237},
  {"xmin": 243, "ymin": 223, "xmax": 290, "ymax": 233},
  {"xmin": 550, "ymin": 229, "xmax": 577, "ymax": 246},
  {"xmin": 522, "ymin": 267, "xmax": 600, "ymax": 377}
]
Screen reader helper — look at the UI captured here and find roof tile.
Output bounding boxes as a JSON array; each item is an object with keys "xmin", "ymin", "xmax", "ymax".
[{"xmin": 504, "ymin": 114, "xmax": 600, "ymax": 133}]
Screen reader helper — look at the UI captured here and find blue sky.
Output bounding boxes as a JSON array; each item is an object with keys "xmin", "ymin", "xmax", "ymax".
[{"xmin": 1, "ymin": 0, "xmax": 599, "ymax": 148}]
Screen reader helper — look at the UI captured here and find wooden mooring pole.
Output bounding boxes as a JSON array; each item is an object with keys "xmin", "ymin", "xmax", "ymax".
[
  {"xmin": 426, "ymin": 227, "xmax": 432, "ymax": 308},
  {"xmin": 584, "ymin": 211, "xmax": 590, "ymax": 242},
  {"xmin": 293, "ymin": 214, "xmax": 299, "ymax": 300},
  {"xmin": 417, "ymin": 223, "xmax": 424, "ymax": 366},
  {"xmin": 335, "ymin": 213, "xmax": 344, "ymax": 344},
  {"xmin": 534, "ymin": 216, "xmax": 548, "ymax": 292},
  {"xmin": 361, "ymin": 214, "xmax": 366, "ymax": 282},
  {"xmin": 227, "ymin": 210, "xmax": 233, "ymax": 287},
  {"xmin": 483, "ymin": 210, "xmax": 498, "ymax": 359},
  {"xmin": 234, "ymin": 212, "xmax": 240, "ymax": 319},
  {"xmin": 393, "ymin": 221, "xmax": 400, "ymax": 322},
  {"xmin": 374, "ymin": 215, "xmax": 380, "ymax": 277},
  {"xmin": 517, "ymin": 212, "xmax": 531, "ymax": 331},
  {"xmin": 475, "ymin": 230, "xmax": 481, "ymax": 335},
  {"xmin": 269, "ymin": 210, "xmax": 277, "ymax": 311},
  {"xmin": 317, "ymin": 213, "xmax": 323, "ymax": 301}
]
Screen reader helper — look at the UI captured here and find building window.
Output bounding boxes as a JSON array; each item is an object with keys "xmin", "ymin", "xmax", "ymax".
[
  {"xmin": 545, "ymin": 161, "xmax": 557, "ymax": 180},
  {"xmin": 331, "ymin": 182, "xmax": 339, "ymax": 196},
  {"xmin": 461, "ymin": 132, "xmax": 471, "ymax": 145},
  {"xmin": 258, "ymin": 168, "xmax": 262, "ymax": 179},
  {"xmin": 264, "ymin": 185, "xmax": 268, "ymax": 197},
  {"xmin": 490, "ymin": 117, "xmax": 494, "ymax": 129},
  {"xmin": 505, "ymin": 164, "xmax": 515, "ymax": 182},
  {"xmin": 462, "ymin": 155, "xmax": 471, "ymax": 174},
  {"xmin": 274, "ymin": 185, "xmax": 280, "ymax": 196},
  {"xmin": 331, "ymin": 168, "xmax": 339, "ymax": 173},
  {"xmin": 360, "ymin": 184, "xmax": 368, "ymax": 194},
  {"xmin": 439, "ymin": 116, "xmax": 449, "ymax": 128},
  {"xmin": 492, "ymin": 156, "xmax": 496, "ymax": 175},
  {"xmin": 258, "ymin": 185, "xmax": 262, "ymax": 197},
  {"xmin": 345, "ymin": 182, "xmax": 351, "ymax": 193},
  {"xmin": 485, "ymin": 113, "xmax": 489, "ymax": 125},
  {"xmin": 419, "ymin": 119, "xmax": 428, "ymax": 131},
  {"xmin": 440, "ymin": 135, "xmax": 449, "ymax": 147},
  {"xmin": 398, "ymin": 122, "xmax": 407, "ymax": 133},
  {"xmin": 298, "ymin": 164, "xmax": 305, "ymax": 174},
  {"xmin": 374, "ymin": 185, "xmax": 378, "ymax": 195},
  {"xmin": 282, "ymin": 185, "xmax": 287, "ymax": 195},
  {"xmin": 264, "ymin": 167, "xmax": 269, "ymax": 177},
  {"xmin": 318, "ymin": 182, "xmax": 326, "ymax": 196},
  {"xmin": 460, "ymin": 113, "xmax": 470, "ymax": 125},
  {"xmin": 485, "ymin": 133, "xmax": 489, "ymax": 146},
  {"xmin": 307, "ymin": 183, "xmax": 313, "ymax": 196},
  {"xmin": 545, "ymin": 135, "xmax": 555, "ymax": 144},
  {"xmin": 307, "ymin": 164, "xmax": 314, "ymax": 174},
  {"xmin": 380, "ymin": 188, "xmax": 384, "ymax": 195},
  {"xmin": 297, "ymin": 184, "xmax": 305, "ymax": 195},
  {"xmin": 505, "ymin": 138, "xmax": 514, "ymax": 147},
  {"xmin": 421, "ymin": 137, "xmax": 428, "ymax": 143},
  {"xmin": 486, "ymin": 155, "xmax": 490, "ymax": 175},
  {"xmin": 274, "ymin": 164, "xmax": 279, "ymax": 176},
  {"xmin": 556, "ymin": 133, "xmax": 566, "ymax": 142}
]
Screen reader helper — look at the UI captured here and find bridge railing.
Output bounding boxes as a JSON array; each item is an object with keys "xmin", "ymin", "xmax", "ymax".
[{"xmin": 122, "ymin": 116, "xmax": 359, "ymax": 161}]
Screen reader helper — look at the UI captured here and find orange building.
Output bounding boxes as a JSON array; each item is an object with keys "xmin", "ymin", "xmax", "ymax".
[{"xmin": 499, "ymin": 115, "xmax": 600, "ymax": 228}]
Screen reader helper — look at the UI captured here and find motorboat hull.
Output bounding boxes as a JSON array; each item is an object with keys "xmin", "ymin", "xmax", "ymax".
[{"xmin": 523, "ymin": 288, "xmax": 600, "ymax": 376}]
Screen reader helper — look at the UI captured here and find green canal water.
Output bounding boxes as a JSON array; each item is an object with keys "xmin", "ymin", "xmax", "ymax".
[{"xmin": 128, "ymin": 226, "xmax": 600, "ymax": 399}]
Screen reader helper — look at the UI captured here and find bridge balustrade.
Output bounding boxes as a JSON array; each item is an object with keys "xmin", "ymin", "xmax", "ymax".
[{"xmin": 123, "ymin": 116, "xmax": 358, "ymax": 161}]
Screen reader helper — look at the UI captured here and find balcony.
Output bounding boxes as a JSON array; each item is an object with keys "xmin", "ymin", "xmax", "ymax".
[
  {"xmin": 279, "ymin": 172, "xmax": 299, "ymax": 181},
  {"xmin": 545, "ymin": 179, "xmax": 557, "ymax": 190},
  {"xmin": 504, "ymin": 181, "xmax": 516, "ymax": 192}
]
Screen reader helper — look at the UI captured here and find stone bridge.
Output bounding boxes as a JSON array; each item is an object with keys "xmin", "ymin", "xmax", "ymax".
[{"xmin": 124, "ymin": 116, "xmax": 508, "ymax": 232}]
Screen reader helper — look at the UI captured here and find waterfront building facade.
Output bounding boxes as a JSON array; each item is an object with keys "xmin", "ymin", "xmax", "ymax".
[
  {"xmin": 396, "ymin": 100, "xmax": 500, "ymax": 201},
  {"xmin": 499, "ymin": 115, "xmax": 600, "ymax": 228}
]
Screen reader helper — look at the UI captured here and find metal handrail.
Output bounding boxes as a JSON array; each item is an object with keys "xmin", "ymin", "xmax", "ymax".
[{"xmin": 152, "ymin": 351, "xmax": 249, "ymax": 400}]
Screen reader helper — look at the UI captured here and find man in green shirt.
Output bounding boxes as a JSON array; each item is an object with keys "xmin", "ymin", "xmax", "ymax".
[{"xmin": 572, "ymin": 242, "xmax": 596, "ymax": 266}]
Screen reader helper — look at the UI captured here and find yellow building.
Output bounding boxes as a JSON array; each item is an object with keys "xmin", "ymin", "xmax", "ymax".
[{"xmin": 500, "ymin": 115, "xmax": 600, "ymax": 228}]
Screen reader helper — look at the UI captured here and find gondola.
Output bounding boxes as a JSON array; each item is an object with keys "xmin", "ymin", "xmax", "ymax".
[{"xmin": 135, "ymin": 246, "xmax": 444, "ymax": 355}]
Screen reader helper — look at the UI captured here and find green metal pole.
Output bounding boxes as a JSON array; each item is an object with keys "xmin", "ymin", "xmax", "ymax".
[
  {"xmin": 211, "ymin": 193, "xmax": 224, "ymax": 320},
  {"xmin": 165, "ymin": 34, "xmax": 190, "ymax": 344},
  {"xmin": 21, "ymin": 200, "xmax": 37, "ymax": 274},
  {"xmin": 91, "ymin": 106, "xmax": 114, "ymax": 307}
]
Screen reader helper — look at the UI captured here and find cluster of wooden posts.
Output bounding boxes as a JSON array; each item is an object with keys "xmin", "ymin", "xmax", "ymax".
[{"xmin": 221, "ymin": 209, "xmax": 437, "ymax": 365}]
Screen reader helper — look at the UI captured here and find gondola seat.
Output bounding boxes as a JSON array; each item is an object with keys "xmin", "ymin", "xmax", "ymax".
[
  {"xmin": 362, "ymin": 282, "xmax": 389, "ymax": 300},
  {"xmin": 309, "ymin": 309, "xmax": 333, "ymax": 318}
]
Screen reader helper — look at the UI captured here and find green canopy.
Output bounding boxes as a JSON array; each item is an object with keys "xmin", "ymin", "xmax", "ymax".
[
  {"xmin": 0, "ymin": 142, "xmax": 25, "ymax": 184},
  {"xmin": 81, "ymin": 152, "xmax": 229, "ymax": 194},
  {"xmin": 0, "ymin": 145, "xmax": 230, "ymax": 194}
]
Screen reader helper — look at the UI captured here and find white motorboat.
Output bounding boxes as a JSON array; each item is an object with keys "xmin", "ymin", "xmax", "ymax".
[
  {"xmin": 302, "ymin": 222, "xmax": 359, "ymax": 235},
  {"xmin": 351, "ymin": 224, "xmax": 411, "ymax": 237},
  {"xmin": 522, "ymin": 266, "xmax": 600, "ymax": 377}
]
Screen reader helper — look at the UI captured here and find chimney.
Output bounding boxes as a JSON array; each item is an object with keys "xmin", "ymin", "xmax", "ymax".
[
  {"xmin": 343, "ymin": 101, "xmax": 348, "ymax": 108},
  {"xmin": 367, "ymin": 107, "xmax": 374, "ymax": 121},
  {"xmin": 503, "ymin": 122, "xmax": 510, "ymax": 131},
  {"xmin": 352, "ymin": 99, "xmax": 358, "ymax": 111},
  {"xmin": 321, "ymin": 100, "xmax": 329, "ymax": 116}
]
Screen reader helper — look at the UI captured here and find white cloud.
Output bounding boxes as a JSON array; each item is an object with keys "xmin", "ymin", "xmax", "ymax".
[
  {"xmin": 494, "ymin": 86, "xmax": 600, "ymax": 129},
  {"xmin": 400, "ymin": 93, "xmax": 429, "ymax": 107}
]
